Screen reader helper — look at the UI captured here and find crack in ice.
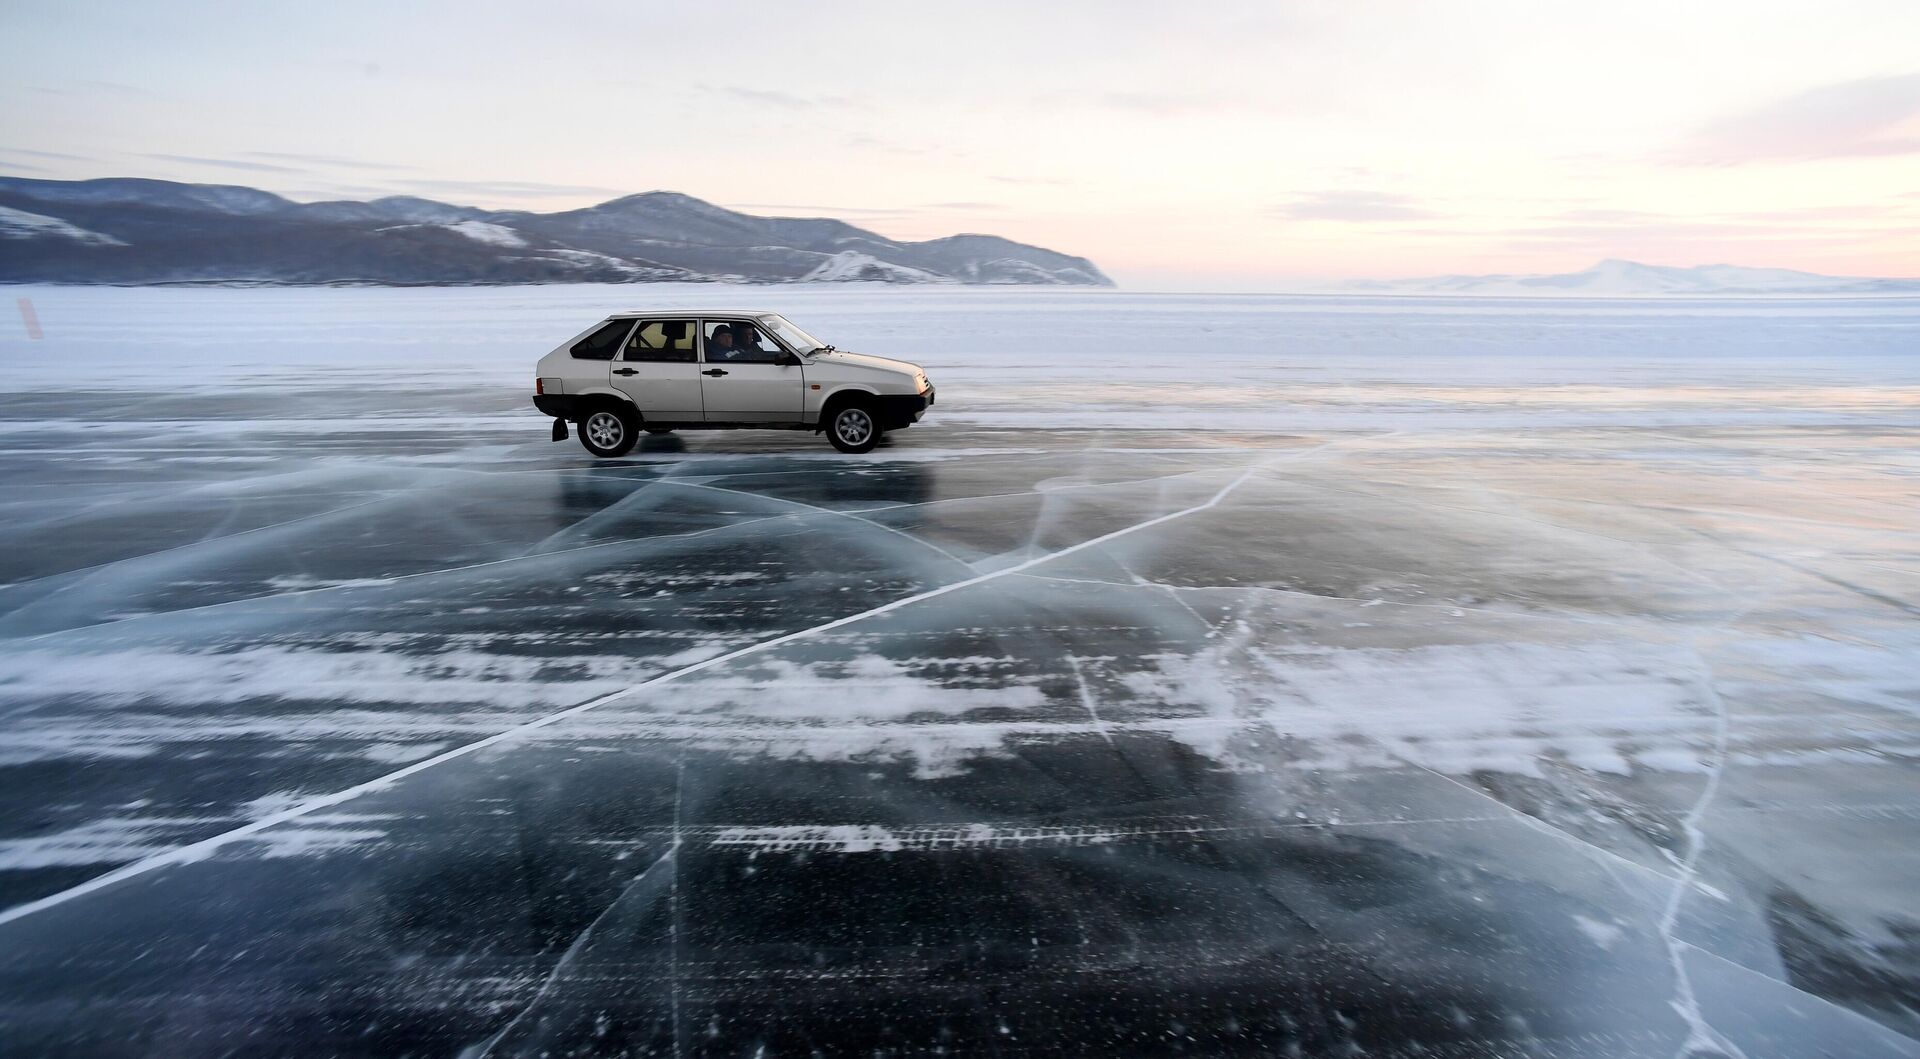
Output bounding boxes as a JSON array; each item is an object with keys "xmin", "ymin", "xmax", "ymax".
[
  {"xmin": 459, "ymin": 846, "xmax": 679, "ymax": 1059},
  {"xmin": 0, "ymin": 443, "xmax": 1322, "ymax": 928},
  {"xmin": 1656, "ymin": 648, "xmax": 1747, "ymax": 1059}
]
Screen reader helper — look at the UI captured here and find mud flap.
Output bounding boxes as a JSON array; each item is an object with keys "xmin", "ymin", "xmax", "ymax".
[{"xmin": 550, "ymin": 417, "xmax": 569, "ymax": 442}]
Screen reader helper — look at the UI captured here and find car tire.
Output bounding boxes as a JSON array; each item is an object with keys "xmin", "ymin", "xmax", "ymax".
[
  {"xmin": 827, "ymin": 402, "xmax": 882, "ymax": 454},
  {"xmin": 578, "ymin": 404, "xmax": 638, "ymax": 458}
]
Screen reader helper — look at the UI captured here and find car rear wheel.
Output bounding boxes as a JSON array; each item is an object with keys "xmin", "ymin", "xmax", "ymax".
[
  {"xmin": 579, "ymin": 406, "xmax": 637, "ymax": 458},
  {"xmin": 827, "ymin": 403, "xmax": 881, "ymax": 454}
]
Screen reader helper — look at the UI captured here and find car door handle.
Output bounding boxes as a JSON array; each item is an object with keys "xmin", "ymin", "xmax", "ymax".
[
  {"xmin": 612, "ymin": 368, "xmax": 638, "ymax": 376},
  {"xmin": 702, "ymin": 368, "xmax": 728, "ymax": 377}
]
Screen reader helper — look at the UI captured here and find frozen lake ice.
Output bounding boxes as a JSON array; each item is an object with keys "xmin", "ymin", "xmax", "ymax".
[{"xmin": 1, "ymin": 285, "xmax": 1917, "ymax": 1056}]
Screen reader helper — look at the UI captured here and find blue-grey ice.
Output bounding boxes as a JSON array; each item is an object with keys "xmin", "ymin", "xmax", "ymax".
[{"xmin": 1, "ymin": 285, "xmax": 1917, "ymax": 1057}]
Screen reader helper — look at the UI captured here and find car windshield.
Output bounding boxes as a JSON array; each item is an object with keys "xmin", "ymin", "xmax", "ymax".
[{"xmin": 760, "ymin": 314, "xmax": 825, "ymax": 354}]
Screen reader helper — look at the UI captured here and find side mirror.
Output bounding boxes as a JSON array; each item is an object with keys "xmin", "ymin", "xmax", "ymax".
[{"xmin": 776, "ymin": 351, "xmax": 801, "ymax": 367}]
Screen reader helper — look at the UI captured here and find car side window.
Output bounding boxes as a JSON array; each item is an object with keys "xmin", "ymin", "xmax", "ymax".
[
  {"xmin": 625, "ymin": 319, "xmax": 698, "ymax": 363},
  {"xmin": 570, "ymin": 319, "xmax": 633, "ymax": 361},
  {"xmin": 704, "ymin": 320, "xmax": 783, "ymax": 365}
]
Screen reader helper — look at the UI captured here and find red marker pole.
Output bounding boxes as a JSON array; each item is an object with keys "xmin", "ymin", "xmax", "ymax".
[{"xmin": 17, "ymin": 298, "xmax": 43, "ymax": 340}]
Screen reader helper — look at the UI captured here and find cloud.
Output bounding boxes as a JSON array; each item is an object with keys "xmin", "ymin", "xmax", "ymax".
[
  {"xmin": 1495, "ymin": 212, "xmax": 1920, "ymax": 252},
  {"xmin": 1098, "ymin": 92, "xmax": 1225, "ymax": 116},
  {"xmin": 841, "ymin": 134, "xmax": 970, "ymax": 160},
  {"xmin": 1513, "ymin": 220, "xmax": 1796, "ymax": 241},
  {"xmin": 1274, "ymin": 190, "xmax": 1435, "ymax": 222},
  {"xmin": 1498, "ymin": 227, "xmax": 1920, "ymax": 255},
  {"xmin": 1673, "ymin": 73, "xmax": 1920, "ymax": 164},
  {"xmin": 842, "ymin": 135, "xmax": 916, "ymax": 155},
  {"xmin": 1719, "ymin": 204, "xmax": 1912, "ymax": 222},
  {"xmin": 705, "ymin": 85, "xmax": 859, "ymax": 110},
  {"xmin": 722, "ymin": 202, "xmax": 1005, "ymax": 221},
  {"xmin": 1369, "ymin": 203, "xmax": 1920, "ymax": 255},
  {"xmin": 143, "ymin": 154, "xmax": 303, "ymax": 173},
  {"xmin": 1552, "ymin": 208, "xmax": 1667, "ymax": 223},
  {"xmin": 31, "ymin": 80, "xmax": 149, "ymax": 97},
  {"xmin": 723, "ymin": 203, "xmax": 907, "ymax": 217},
  {"xmin": 989, "ymin": 175, "xmax": 1074, "ymax": 186},
  {"xmin": 247, "ymin": 152, "xmax": 413, "ymax": 171},
  {"xmin": 389, "ymin": 178, "xmax": 627, "ymax": 200},
  {"xmin": 278, "ymin": 185, "xmax": 401, "ymax": 201},
  {"xmin": 0, "ymin": 148, "xmax": 95, "ymax": 162},
  {"xmin": 1091, "ymin": 91, "xmax": 1309, "ymax": 120}
]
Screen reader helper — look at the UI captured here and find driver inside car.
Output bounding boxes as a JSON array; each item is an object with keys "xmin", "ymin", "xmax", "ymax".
[
  {"xmin": 731, "ymin": 323, "xmax": 765, "ymax": 356},
  {"xmin": 707, "ymin": 325, "xmax": 737, "ymax": 360}
]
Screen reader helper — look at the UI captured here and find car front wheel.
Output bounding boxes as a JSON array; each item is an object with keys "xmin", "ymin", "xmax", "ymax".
[
  {"xmin": 579, "ymin": 406, "xmax": 638, "ymax": 458},
  {"xmin": 827, "ymin": 403, "xmax": 881, "ymax": 454}
]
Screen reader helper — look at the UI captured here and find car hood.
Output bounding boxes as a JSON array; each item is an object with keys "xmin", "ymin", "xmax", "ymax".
[{"xmin": 807, "ymin": 349, "xmax": 922, "ymax": 375}]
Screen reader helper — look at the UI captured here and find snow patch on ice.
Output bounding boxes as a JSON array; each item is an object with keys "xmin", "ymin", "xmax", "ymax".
[
  {"xmin": 710, "ymin": 821, "xmax": 1167, "ymax": 853},
  {"xmin": 0, "ymin": 816, "xmax": 193, "ymax": 869},
  {"xmin": 1720, "ymin": 633, "xmax": 1920, "ymax": 719},
  {"xmin": 1120, "ymin": 637, "xmax": 1715, "ymax": 776},
  {"xmin": 715, "ymin": 824, "xmax": 906, "ymax": 853},
  {"xmin": 264, "ymin": 574, "xmax": 395, "ymax": 591},
  {"xmin": 0, "ymin": 806, "xmax": 393, "ymax": 868},
  {"xmin": 676, "ymin": 653, "xmax": 1045, "ymax": 724},
  {"xmin": 362, "ymin": 741, "xmax": 449, "ymax": 763},
  {"xmin": 1573, "ymin": 914, "xmax": 1625, "ymax": 949},
  {"xmin": 0, "ymin": 644, "xmax": 669, "ymax": 711},
  {"xmin": 653, "ymin": 652, "xmax": 1049, "ymax": 777}
]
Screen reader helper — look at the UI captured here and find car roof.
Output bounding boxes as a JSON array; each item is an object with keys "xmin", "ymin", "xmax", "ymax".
[{"xmin": 608, "ymin": 309, "xmax": 777, "ymax": 319}]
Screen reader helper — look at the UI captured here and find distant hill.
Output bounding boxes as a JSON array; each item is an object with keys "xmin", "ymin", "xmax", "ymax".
[
  {"xmin": 0, "ymin": 177, "xmax": 1113, "ymax": 288},
  {"xmin": 1341, "ymin": 259, "xmax": 1920, "ymax": 296}
]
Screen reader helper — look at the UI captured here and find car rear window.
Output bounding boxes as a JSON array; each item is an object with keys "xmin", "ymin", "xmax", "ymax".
[
  {"xmin": 625, "ymin": 319, "xmax": 698, "ymax": 362},
  {"xmin": 570, "ymin": 319, "xmax": 634, "ymax": 360}
]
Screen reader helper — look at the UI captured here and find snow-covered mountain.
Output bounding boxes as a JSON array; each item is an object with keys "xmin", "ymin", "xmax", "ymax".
[
  {"xmin": 297, "ymin": 196, "xmax": 493, "ymax": 225},
  {"xmin": 800, "ymin": 251, "xmax": 947, "ymax": 284},
  {"xmin": 1344, "ymin": 259, "xmax": 1920, "ymax": 296},
  {"xmin": 0, "ymin": 178, "xmax": 1113, "ymax": 287},
  {"xmin": 0, "ymin": 205, "xmax": 127, "ymax": 247}
]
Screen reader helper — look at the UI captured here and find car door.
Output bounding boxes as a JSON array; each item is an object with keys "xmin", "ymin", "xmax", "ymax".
[
  {"xmin": 611, "ymin": 318, "xmax": 703, "ymax": 422},
  {"xmin": 699, "ymin": 319, "xmax": 805, "ymax": 423}
]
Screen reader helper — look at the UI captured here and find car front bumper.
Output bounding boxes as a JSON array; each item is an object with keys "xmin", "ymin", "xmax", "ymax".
[{"xmin": 874, "ymin": 387, "xmax": 934, "ymax": 430}]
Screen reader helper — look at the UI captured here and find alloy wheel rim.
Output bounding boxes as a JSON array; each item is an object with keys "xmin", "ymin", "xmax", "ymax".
[
  {"xmin": 835, "ymin": 409, "xmax": 873, "ymax": 445},
  {"xmin": 586, "ymin": 412, "xmax": 623, "ymax": 448}
]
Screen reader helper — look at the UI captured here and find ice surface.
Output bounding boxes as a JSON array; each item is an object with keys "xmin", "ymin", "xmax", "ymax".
[{"xmin": 0, "ymin": 284, "xmax": 1916, "ymax": 1056}]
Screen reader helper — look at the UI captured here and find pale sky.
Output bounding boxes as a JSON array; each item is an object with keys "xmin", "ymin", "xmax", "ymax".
[{"xmin": 3, "ymin": 0, "xmax": 1917, "ymax": 290}]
